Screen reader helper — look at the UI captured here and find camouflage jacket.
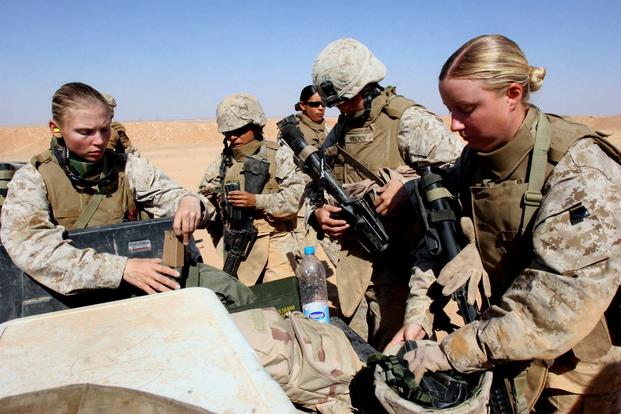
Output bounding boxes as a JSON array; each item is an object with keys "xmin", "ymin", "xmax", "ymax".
[
  {"xmin": 405, "ymin": 109, "xmax": 621, "ymax": 394},
  {"xmin": 0, "ymin": 153, "xmax": 215, "ymax": 295},
  {"xmin": 198, "ymin": 141, "xmax": 304, "ymax": 221}
]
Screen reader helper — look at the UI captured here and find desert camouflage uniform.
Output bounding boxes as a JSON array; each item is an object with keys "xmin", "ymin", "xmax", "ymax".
[
  {"xmin": 404, "ymin": 107, "xmax": 621, "ymax": 412},
  {"xmin": 297, "ymin": 112, "xmax": 329, "ymax": 148},
  {"xmin": 0, "ymin": 153, "xmax": 214, "ymax": 295},
  {"xmin": 199, "ymin": 141, "xmax": 304, "ymax": 285},
  {"xmin": 312, "ymin": 87, "xmax": 463, "ymax": 350}
]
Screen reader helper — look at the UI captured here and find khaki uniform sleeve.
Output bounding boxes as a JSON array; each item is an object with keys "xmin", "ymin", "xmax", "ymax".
[
  {"xmin": 397, "ymin": 106, "xmax": 464, "ymax": 168},
  {"xmin": 441, "ymin": 140, "xmax": 621, "ymax": 373},
  {"xmin": 127, "ymin": 154, "xmax": 216, "ymax": 223},
  {"xmin": 255, "ymin": 145, "xmax": 304, "ymax": 218},
  {"xmin": 0, "ymin": 164, "xmax": 127, "ymax": 294}
]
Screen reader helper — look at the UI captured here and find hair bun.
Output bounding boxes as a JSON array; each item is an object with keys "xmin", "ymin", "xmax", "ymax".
[
  {"xmin": 294, "ymin": 102, "xmax": 301, "ymax": 111},
  {"xmin": 529, "ymin": 66, "xmax": 546, "ymax": 92}
]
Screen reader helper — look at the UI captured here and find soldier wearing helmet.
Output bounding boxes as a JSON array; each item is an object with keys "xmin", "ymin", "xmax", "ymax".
[
  {"xmin": 102, "ymin": 93, "xmax": 137, "ymax": 155},
  {"xmin": 308, "ymin": 38, "xmax": 464, "ymax": 350},
  {"xmin": 199, "ymin": 93, "xmax": 304, "ymax": 285}
]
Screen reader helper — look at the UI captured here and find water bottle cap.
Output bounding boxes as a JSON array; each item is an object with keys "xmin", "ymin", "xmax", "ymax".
[{"xmin": 303, "ymin": 246, "xmax": 315, "ymax": 255}]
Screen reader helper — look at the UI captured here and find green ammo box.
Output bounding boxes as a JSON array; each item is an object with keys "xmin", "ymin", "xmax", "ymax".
[{"xmin": 230, "ymin": 276, "xmax": 301, "ymax": 318}]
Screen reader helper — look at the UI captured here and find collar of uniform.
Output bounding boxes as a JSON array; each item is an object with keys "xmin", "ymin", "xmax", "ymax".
[
  {"xmin": 476, "ymin": 107, "xmax": 538, "ymax": 181},
  {"xmin": 299, "ymin": 113, "xmax": 325, "ymax": 133},
  {"xmin": 231, "ymin": 139, "xmax": 262, "ymax": 161}
]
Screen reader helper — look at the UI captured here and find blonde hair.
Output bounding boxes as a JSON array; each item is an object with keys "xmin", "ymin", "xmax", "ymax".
[
  {"xmin": 440, "ymin": 34, "xmax": 546, "ymax": 102},
  {"xmin": 52, "ymin": 82, "xmax": 112, "ymax": 124}
]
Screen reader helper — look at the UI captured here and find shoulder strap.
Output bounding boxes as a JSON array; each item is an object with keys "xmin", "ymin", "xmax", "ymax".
[
  {"xmin": 383, "ymin": 94, "xmax": 415, "ymax": 119},
  {"xmin": 72, "ymin": 194, "xmax": 106, "ymax": 229},
  {"xmin": 335, "ymin": 146, "xmax": 384, "ymax": 186},
  {"xmin": 521, "ymin": 112, "xmax": 552, "ymax": 236}
]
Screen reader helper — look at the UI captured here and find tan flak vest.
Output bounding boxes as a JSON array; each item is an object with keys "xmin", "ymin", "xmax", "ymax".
[
  {"xmin": 296, "ymin": 113, "xmax": 327, "ymax": 148},
  {"xmin": 332, "ymin": 86, "xmax": 414, "ymax": 184},
  {"xmin": 332, "ymin": 87, "xmax": 425, "ymax": 317},
  {"xmin": 31, "ymin": 148, "xmax": 137, "ymax": 230},
  {"xmin": 456, "ymin": 107, "xmax": 621, "ymax": 411},
  {"xmin": 220, "ymin": 139, "xmax": 295, "ymax": 286}
]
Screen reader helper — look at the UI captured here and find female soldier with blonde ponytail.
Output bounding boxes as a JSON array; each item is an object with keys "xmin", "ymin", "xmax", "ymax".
[{"xmin": 389, "ymin": 35, "xmax": 621, "ymax": 413}]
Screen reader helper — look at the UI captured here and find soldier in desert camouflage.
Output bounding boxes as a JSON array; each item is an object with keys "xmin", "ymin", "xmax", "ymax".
[
  {"xmin": 102, "ymin": 93, "xmax": 138, "ymax": 155},
  {"xmin": 199, "ymin": 93, "xmax": 304, "ymax": 286},
  {"xmin": 0, "ymin": 82, "xmax": 211, "ymax": 296},
  {"xmin": 309, "ymin": 38, "xmax": 464, "ymax": 349},
  {"xmin": 393, "ymin": 35, "xmax": 621, "ymax": 413}
]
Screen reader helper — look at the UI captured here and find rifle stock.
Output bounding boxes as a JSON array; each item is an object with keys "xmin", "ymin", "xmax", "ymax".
[{"xmin": 277, "ymin": 115, "xmax": 389, "ymax": 256}]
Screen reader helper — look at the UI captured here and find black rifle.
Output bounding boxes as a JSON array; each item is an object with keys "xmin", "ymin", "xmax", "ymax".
[
  {"xmin": 277, "ymin": 115, "xmax": 389, "ymax": 256},
  {"xmin": 403, "ymin": 166, "xmax": 513, "ymax": 413},
  {"xmin": 221, "ymin": 155, "xmax": 270, "ymax": 277}
]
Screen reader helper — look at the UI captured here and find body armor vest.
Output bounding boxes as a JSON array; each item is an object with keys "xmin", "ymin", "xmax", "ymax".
[
  {"xmin": 332, "ymin": 87, "xmax": 415, "ymax": 184},
  {"xmin": 453, "ymin": 108, "xmax": 611, "ymax": 298},
  {"xmin": 31, "ymin": 148, "xmax": 137, "ymax": 230},
  {"xmin": 450, "ymin": 107, "xmax": 621, "ymax": 407},
  {"xmin": 220, "ymin": 140, "xmax": 289, "ymax": 235}
]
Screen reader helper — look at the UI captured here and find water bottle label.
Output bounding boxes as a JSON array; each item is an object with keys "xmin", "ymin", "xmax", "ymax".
[{"xmin": 303, "ymin": 302, "xmax": 330, "ymax": 324}]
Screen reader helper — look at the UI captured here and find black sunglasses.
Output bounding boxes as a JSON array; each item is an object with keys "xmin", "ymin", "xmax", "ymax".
[{"xmin": 305, "ymin": 101, "xmax": 325, "ymax": 108}]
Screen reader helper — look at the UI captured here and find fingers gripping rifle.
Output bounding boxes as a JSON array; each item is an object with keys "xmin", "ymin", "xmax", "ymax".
[
  {"xmin": 221, "ymin": 156, "xmax": 270, "ymax": 277},
  {"xmin": 277, "ymin": 115, "xmax": 389, "ymax": 256},
  {"xmin": 403, "ymin": 166, "xmax": 513, "ymax": 414}
]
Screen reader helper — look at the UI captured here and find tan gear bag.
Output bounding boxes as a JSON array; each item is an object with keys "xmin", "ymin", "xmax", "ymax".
[{"xmin": 230, "ymin": 309, "xmax": 362, "ymax": 413}]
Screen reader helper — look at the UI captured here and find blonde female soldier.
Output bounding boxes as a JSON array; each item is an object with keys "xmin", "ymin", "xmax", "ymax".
[
  {"xmin": 391, "ymin": 35, "xmax": 621, "ymax": 412},
  {"xmin": 1, "ymin": 82, "xmax": 210, "ymax": 296}
]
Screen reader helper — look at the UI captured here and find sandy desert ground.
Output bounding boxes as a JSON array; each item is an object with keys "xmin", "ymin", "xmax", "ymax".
[{"xmin": 1, "ymin": 114, "xmax": 620, "ymax": 268}]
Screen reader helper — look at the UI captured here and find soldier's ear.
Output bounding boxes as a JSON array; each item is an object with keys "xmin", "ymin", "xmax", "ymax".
[{"xmin": 49, "ymin": 120, "xmax": 62, "ymax": 137}]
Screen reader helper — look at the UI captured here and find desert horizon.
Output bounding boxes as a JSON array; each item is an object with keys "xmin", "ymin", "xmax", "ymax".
[{"xmin": 2, "ymin": 114, "xmax": 620, "ymax": 267}]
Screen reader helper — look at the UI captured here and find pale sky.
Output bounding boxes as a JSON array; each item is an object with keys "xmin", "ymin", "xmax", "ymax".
[{"xmin": 1, "ymin": 0, "xmax": 619, "ymax": 125}]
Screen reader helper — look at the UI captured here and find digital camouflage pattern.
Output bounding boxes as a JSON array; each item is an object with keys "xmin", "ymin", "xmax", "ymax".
[
  {"xmin": 405, "ymin": 111, "xmax": 621, "ymax": 410},
  {"xmin": 305, "ymin": 87, "xmax": 463, "ymax": 349},
  {"xmin": 216, "ymin": 93, "xmax": 267, "ymax": 133},
  {"xmin": 312, "ymin": 38, "xmax": 387, "ymax": 101},
  {"xmin": 199, "ymin": 142, "xmax": 304, "ymax": 283},
  {"xmin": 0, "ymin": 154, "xmax": 216, "ymax": 295},
  {"xmin": 199, "ymin": 143, "xmax": 303, "ymax": 224},
  {"xmin": 398, "ymin": 105, "xmax": 464, "ymax": 168}
]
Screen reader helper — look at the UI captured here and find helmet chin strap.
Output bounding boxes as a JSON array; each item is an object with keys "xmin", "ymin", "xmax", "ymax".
[{"xmin": 359, "ymin": 83, "xmax": 384, "ymax": 120}]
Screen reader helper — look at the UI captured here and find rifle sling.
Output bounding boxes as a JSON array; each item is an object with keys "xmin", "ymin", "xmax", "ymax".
[
  {"xmin": 73, "ymin": 194, "xmax": 105, "ymax": 229},
  {"xmin": 336, "ymin": 145, "xmax": 384, "ymax": 186}
]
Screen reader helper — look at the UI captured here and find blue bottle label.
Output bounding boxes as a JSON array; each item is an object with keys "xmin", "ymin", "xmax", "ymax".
[{"xmin": 303, "ymin": 301, "xmax": 330, "ymax": 324}]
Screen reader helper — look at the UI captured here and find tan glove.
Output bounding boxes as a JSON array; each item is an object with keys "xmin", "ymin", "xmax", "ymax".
[
  {"xmin": 437, "ymin": 217, "xmax": 491, "ymax": 305},
  {"xmin": 402, "ymin": 340, "xmax": 452, "ymax": 383}
]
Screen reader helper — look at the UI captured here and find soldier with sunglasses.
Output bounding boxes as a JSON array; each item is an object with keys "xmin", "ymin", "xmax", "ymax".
[{"xmin": 294, "ymin": 85, "xmax": 328, "ymax": 148}]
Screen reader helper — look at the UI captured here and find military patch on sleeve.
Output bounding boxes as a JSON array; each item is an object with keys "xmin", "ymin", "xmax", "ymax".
[{"xmin": 533, "ymin": 201, "xmax": 611, "ymax": 274}]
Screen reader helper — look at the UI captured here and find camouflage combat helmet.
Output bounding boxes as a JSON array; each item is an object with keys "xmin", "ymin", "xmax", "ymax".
[
  {"xmin": 373, "ymin": 342, "xmax": 493, "ymax": 414},
  {"xmin": 216, "ymin": 93, "xmax": 267, "ymax": 133},
  {"xmin": 312, "ymin": 38, "xmax": 387, "ymax": 107},
  {"xmin": 102, "ymin": 93, "xmax": 117, "ymax": 116}
]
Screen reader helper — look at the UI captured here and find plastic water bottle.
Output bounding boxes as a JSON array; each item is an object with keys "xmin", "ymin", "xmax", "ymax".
[{"xmin": 297, "ymin": 246, "xmax": 330, "ymax": 323}]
